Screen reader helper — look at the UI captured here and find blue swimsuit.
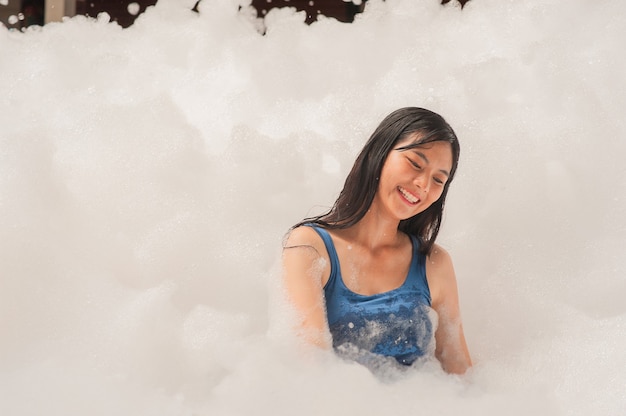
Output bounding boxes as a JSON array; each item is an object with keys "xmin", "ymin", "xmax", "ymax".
[{"xmin": 309, "ymin": 225, "xmax": 435, "ymax": 366}]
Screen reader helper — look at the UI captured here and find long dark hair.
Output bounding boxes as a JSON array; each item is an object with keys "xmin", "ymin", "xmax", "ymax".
[{"xmin": 294, "ymin": 107, "xmax": 460, "ymax": 255}]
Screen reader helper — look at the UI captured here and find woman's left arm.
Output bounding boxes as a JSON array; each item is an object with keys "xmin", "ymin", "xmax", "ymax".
[{"xmin": 427, "ymin": 244, "xmax": 472, "ymax": 375}]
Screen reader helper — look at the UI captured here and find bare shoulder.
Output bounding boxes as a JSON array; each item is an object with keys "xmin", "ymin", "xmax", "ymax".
[
  {"xmin": 425, "ymin": 243, "xmax": 457, "ymax": 306},
  {"xmin": 282, "ymin": 225, "xmax": 331, "ymax": 287},
  {"xmin": 427, "ymin": 243, "xmax": 454, "ymax": 273},
  {"xmin": 283, "ymin": 226, "xmax": 331, "ymax": 268},
  {"xmin": 284, "ymin": 226, "xmax": 325, "ymax": 252}
]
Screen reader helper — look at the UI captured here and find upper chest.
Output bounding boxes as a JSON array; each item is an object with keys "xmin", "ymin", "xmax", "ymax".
[{"xmin": 329, "ymin": 235, "xmax": 414, "ymax": 296}]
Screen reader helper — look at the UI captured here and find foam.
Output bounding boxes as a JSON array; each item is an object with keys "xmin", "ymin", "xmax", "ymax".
[{"xmin": 1, "ymin": 0, "xmax": 625, "ymax": 414}]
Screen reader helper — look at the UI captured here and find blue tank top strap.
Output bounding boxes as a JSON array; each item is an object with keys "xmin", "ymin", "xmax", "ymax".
[{"xmin": 407, "ymin": 234, "xmax": 431, "ymax": 304}]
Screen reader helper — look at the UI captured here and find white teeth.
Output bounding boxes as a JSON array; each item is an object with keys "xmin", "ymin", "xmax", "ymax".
[{"xmin": 399, "ymin": 187, "xmax": 419, "ymax": 203}]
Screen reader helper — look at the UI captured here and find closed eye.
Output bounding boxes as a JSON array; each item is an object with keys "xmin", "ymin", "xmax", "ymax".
[{"xmin": 408, "ymin": 158, "xmax": 422, "ymax": 170}]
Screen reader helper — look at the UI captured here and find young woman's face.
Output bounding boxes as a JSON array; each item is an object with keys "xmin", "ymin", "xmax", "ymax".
[{"xmin": 374, "ymin": 136, "xmax": 453, "ymax": 221}]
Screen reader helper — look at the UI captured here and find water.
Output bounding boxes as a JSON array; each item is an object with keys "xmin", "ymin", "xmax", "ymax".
[{"xmin": 1, "ymin": 0, "xmax": 625, "ymax": 414}]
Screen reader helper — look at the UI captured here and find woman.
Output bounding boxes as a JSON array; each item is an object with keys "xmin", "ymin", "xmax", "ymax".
[{"xmin": 282, "ymin": 107, "xmax": 472, "ymax": 374}]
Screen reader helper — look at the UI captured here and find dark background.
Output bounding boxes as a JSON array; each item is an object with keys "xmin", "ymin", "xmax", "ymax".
[{"xmin": 2, "ymin": 0, "xmax": 470, "ymax": 30}]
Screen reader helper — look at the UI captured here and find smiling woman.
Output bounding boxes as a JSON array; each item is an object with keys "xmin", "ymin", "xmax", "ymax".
[
  {"xmin": 282, "ymin": 107, "xmax": 471, "ymax": 375},
  {"xmin": 379, "ymin": 139, "xmax": 453, "ymax": 219}
]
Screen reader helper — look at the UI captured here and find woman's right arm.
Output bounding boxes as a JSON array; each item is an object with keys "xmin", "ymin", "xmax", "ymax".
[{"xmin": 281, "ymin": 226, "xmax": 331, "ymax": 348}]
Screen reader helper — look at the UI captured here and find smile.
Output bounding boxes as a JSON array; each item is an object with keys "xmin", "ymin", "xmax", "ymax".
[{"xmin": 398, "ymin": 187, "xmax": 420, "ymax": 204}]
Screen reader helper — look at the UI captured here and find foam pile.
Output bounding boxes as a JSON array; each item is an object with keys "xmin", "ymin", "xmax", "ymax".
[{"xmin": 1, "ymin": 0, "xmax": 625, "ymax": 414}]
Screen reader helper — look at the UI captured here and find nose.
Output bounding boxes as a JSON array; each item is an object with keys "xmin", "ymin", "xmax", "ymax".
[{"xmin": 413, "ymin": 172, "xmax": 429, "ymax": 194}]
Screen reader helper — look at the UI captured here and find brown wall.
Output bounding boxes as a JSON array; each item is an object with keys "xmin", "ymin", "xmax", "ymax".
[
  {"xmin": 75, "ymin": 0, "xmax": 157, "ymax": 28},
  {"xmin": 2, "ymin": 0, "xmax": 470, "ymax": 30},
  {"xmin": 251, "ymin": 0, "xmax": 366, "ymax": 24},
  {"xmin": 1, "ymin": 0, "xmax": 44, "ymax": 29}
]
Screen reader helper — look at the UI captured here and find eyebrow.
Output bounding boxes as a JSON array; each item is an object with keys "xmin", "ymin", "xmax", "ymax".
[{"xmin": 412, "ymin": 150, "xmax": 450, "ymax": 177}]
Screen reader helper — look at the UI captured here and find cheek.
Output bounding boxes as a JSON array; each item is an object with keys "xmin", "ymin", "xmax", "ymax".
[
  {"xmin": 379, "ymin": 165, "xmax": 399, "ymax": 187},
  {"xmin": 428, "ymin": 187, "xmax": 445, "ymax": 203}
]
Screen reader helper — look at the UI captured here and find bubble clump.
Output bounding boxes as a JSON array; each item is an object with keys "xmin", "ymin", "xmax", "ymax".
[{"xmin": 127, "ymin": 2, "xmax": 140, "ymax": 16}]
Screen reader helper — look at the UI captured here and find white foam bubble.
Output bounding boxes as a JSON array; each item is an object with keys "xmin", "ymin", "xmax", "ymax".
[{"xmin": 127, "ymin": 2, "xmax": 141, "ymax": 16}]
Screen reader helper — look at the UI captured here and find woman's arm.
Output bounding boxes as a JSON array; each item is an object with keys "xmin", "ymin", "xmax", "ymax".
[
  {"xmin": 281, "ymin": 226, "xmax": 331, "ymax": 348},
  {"xmin": 427, "ymin": 244, "xmax": 472, "ymax": 374}
]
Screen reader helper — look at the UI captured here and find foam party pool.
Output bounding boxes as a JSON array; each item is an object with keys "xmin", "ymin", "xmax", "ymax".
[{"xmin": 1, "ymin": 0, "xmax": 625, "ymax": 414}]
